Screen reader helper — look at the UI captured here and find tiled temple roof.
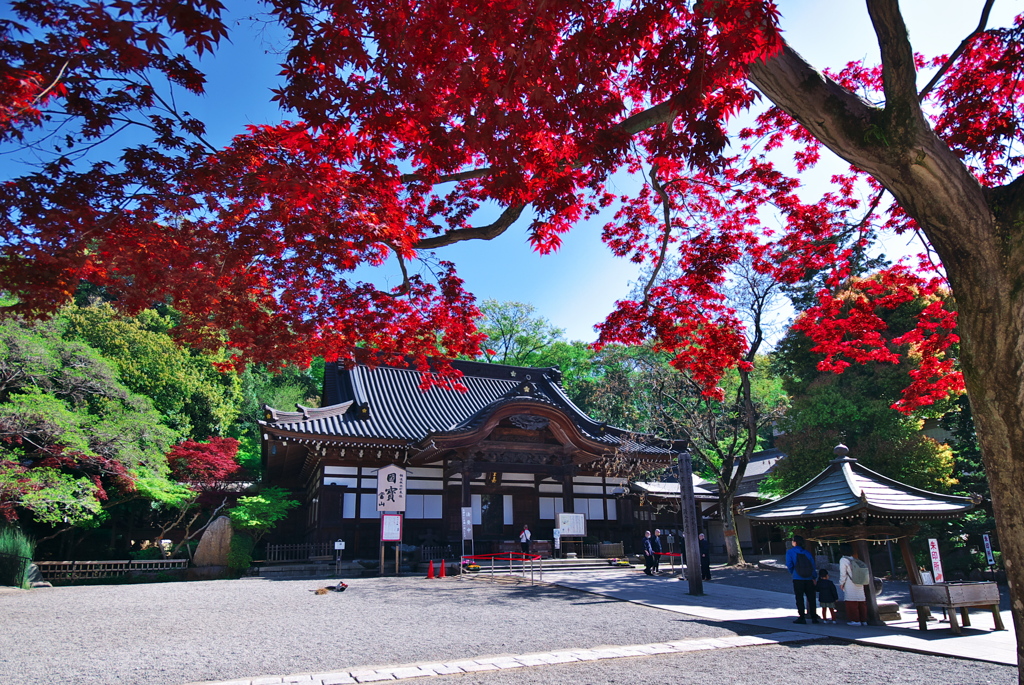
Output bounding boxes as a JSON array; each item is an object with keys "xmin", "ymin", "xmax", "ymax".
[
  {"xmin": 260, "ymin": 360, "xmax": 680, "ymax": 457},
  {"xmin": 741, "ymin": 454, "xmax": 977, "ymax": 524}
]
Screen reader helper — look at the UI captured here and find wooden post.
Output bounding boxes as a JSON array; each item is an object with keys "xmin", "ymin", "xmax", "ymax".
[
  {"xmin": 855, "ymin": 539, "xmax": 882, "ymax": 625},
  {"xmin": 562, "ymin": 469, "xmax": 575, "ymax": 514},
  {"xmin": 898, "ymin": 535, "xmax": 923, "ymax": 585},
  {"xmin": 678, "ymin": 451, "xmax": 703, "ymax": 595},
  {"xmin": 898, "ymin": 535, "xmax": 931, "ymax": 621}
]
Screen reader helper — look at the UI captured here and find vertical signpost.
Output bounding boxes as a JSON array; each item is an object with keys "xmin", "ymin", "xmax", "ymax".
[
  {"xmin": 461, "ymin": 506, "xmax": 474, "ymax": 561},
  {"xmin": 334, "ymin": 539, "xmax": 345, "ymax": 574},
  {"xmin": 983, "ymin": 533, "xmax": 996, "ymax": 579},
  {"xmin": 377, "ymin": 465, "xmax": 407, "ymax": 575},
  {"xmin": 927, "ymin": 538, "xmax": 945, "ymax": 584}
]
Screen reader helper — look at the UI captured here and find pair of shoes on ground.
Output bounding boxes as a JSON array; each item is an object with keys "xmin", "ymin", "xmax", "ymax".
[
  {"xmin": 793, "ymin": 617, "xmax": 821, "ymax": 624},
  {"xmin": 846, "ymin": 621, "xmax": 868, "ymax": 626}
]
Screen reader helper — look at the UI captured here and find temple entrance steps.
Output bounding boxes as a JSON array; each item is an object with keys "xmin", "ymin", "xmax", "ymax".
[{"xmin": 455, "ymin": 557, "xmax": 645, "ymax": 576}]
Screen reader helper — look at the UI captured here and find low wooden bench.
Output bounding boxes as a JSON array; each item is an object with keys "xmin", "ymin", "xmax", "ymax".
[{"xmin": 909, "ymin": 581, "xmax": 1005, "ymax": 634}]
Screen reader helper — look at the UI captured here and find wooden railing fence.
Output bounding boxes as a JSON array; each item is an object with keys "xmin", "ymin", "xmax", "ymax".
[
  {"xmin": 264, "ymin": 542, "xmax": 333, "ymax": 562},
  {"xmin": 35, "ymin": 559, "xmax": 189, "ymax": 581}
]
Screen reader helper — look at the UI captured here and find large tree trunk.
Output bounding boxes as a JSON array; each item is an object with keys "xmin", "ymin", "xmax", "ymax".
[
  {"xmin": 719, "ymin": 491, "xmax": 746, "ymax": 566},
  {"xmin": 746, "ymin": 1, "xmax": 1024, "ymax": 674}
]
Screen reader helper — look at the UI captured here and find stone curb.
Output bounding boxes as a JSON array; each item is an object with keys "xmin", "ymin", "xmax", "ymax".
[{"xmin": 185, "ymin": 631, "xmax": 825, "ymax": 685}]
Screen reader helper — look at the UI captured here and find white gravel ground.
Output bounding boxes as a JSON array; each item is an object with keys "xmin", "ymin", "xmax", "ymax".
[{"xmin": 0, "ymin": 571, "xmax": 1016, "ymax": 685}]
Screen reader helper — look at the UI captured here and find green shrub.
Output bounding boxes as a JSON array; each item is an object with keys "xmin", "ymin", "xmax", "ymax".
[
  {"xmin": 0, "ymin": 527, "xmax": 35, "ymax": 588},
  {"xmin": 228, "ymin": 533, "xmax": 256, "ymax": 573}
]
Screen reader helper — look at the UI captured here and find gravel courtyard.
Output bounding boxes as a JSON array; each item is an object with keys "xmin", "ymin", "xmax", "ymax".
[{"xmin": 0, "ymin": 572, "xmax": 1016, "ymax": 685}]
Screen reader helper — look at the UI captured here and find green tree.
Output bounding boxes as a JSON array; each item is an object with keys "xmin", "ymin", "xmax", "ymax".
[
  {"xmin": 475, "ymin": 300, "xmax": 565, "ymax": 366},
  {"xmin": 59, "ymin": 304, "xmax": 242, "ymax": 440},
  {"xmin": 226, "ymin": 486, "xmax": 299, "ymax": 571},
  {"xmin": 0, "ymin": 317, "xmax": 179, "ymax": 531},
  {"xmin": 767, "ymin": 281, "xmax": 957, "ymax": 495}
]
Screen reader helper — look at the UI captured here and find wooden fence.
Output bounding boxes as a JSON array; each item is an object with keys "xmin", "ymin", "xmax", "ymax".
[
  {"xmin": 264, "ymin": 542, "xmax": 334, "ymax": 562},
  {"xmin": 35, "ymin": 559, "xmax": 189, "ymax": 581}
]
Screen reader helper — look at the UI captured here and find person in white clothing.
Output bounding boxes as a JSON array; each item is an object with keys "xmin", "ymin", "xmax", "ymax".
[
  {"xmin": 519, "ymin": 524, "xmax": 531, "ymax": 554},
  {"xmin": 840, "ymin": 548, "xmax": 868, "ymax": 625}
]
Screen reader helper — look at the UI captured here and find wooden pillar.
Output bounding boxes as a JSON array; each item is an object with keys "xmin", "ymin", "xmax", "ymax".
[
  {"xmin": 461, "ymin": 470, "xmax": 472, "ymax": 508},
  {"xmin": 854, "ymin": 539, "xmax": 882, "ymax": 625},
  {"xmin": 562, "ymin": 468, "xmax": 575, "ymax": 514},
  {"xmin": 899, "ymin": 534, "xmax": 931, "ymax": 621},
  {"xmin": 898, "ymin": 535, "xmax": 924, "ymax": 585},
  {"xmin": 678, "ymin": 451, "xmax": 703, "ymax": 595}
]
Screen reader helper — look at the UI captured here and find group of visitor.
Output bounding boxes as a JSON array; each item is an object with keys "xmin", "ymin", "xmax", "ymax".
[
  {"xmin": 640, "ymin": 529, "xmax": 712, "ymax": 580},
  {"xmin": 786, "ymin": 535, "xmax": 871, "ymax": 625}
]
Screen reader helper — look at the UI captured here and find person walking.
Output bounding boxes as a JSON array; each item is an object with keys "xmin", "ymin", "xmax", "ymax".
[
  {"xmin": 519, "ymin": 524, "xmax": 531, "ymax": 554},
  {"xmin": 840, "ymin": 547, "xmax": 870, "ymax": 625},
  {"xmin": 651, "ymin": 529, "xmax": 663, "ymax": 574},
  {"xmin": 785, "ymin": 535, "xmax": 819, "ymax": 624},
  {"xmin": 698, "ymin": 533, "xmax": 712, "ymax": 581},
  {"xmin": 642, "ymin": 530, "xmax": 654, "ymax": 576}
]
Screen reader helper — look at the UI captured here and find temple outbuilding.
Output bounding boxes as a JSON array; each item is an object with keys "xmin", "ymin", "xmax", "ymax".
[{"xmin": 741, "ymin": 444, "xmax": 979, "ymax": 624}]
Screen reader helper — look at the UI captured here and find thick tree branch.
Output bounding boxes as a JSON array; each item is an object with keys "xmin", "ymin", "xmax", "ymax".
[
  {"xmin": 415, "ymin": 203, "xmax": 526, "ymax": 249},
  {"xmin": 747, "ymin": 39, "xmax": 993, "ymax": 270},
  {"xmin": 747, "ymin": 43, "xmax": 878, "ymax": 167},
  {"xmin": 867, "ymin": 0, "xmax": 927, "ymax": 129}
]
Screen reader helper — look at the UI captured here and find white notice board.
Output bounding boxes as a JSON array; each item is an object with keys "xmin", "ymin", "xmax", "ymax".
[
  {"xmin": 557, "ymin": 513, "xmax": 586, "ymax": 536},
  {"xmin": 381, "ymin": 513, "xmax": 403, "ymax": 541}
]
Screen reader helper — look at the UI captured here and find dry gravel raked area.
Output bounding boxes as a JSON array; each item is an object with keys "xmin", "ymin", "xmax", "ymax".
[{"xmin": 0, "ymin": 568, "xmax": 1016, "ymax": 685}]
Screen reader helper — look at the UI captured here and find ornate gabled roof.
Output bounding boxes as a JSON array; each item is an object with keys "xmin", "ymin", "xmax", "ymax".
[
  {"xmin": 259, "ymin": 360, "xmax": 681, "ymax": 459},
  {"xmin": 741, "ymin": 450, "xmax": 977, "ymax": 524},
  {"xmin": 632, "ymin": 479, "xmax": 719, "ymax": 501}
]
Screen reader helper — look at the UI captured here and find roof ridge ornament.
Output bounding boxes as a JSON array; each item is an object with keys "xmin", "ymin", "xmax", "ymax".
[{"xmin": 830, "ymin": 443, "xmax": 856, "ymax": 463}]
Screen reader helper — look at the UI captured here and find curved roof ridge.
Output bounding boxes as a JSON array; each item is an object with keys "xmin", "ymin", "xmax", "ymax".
[
  {"xmin": 262, "ymin": 401, "xmax": 354, "ymax": 423},
  {"xmin": 847, "ymin": 459, "xmax": 976, "ymax": 506}
]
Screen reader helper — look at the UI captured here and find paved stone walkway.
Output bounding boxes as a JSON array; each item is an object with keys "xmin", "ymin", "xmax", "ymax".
[
  {"xmin": 186, "ymin": 631, "xmax": 824, "ymax": 685},
  {"xmin": 543, "ymin": 569, "xmax": 1017, "ymax": 666}
]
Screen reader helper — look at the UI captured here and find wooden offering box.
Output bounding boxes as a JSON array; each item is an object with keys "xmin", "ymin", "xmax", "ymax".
[{"xmin": 909, "ymin": 582, "xmax": 1004, "ymax": 634}]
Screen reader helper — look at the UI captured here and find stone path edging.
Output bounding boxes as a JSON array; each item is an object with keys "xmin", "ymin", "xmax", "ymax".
[{"xmin": 186, "ymin": 631, "xmax": 825, "ymax": 685}]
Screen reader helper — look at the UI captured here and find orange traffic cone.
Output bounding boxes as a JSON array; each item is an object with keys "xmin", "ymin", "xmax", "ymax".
[
  {"xmin": 439, "ymin": 559, "xmax": 446, "ymax": 579},
  {"xmin": 427, "ymin": 560, "xmax": 435, "ymax": 579}
]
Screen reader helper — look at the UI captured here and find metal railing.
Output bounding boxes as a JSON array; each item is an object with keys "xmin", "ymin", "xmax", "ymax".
[
  {"xmin": 264, "ymin": 542, "xmax": 334, "ymax": 562},
  {"xmin": 461, "ymin": 552, "xmax": 543, "ymax": 585},
  {"xmin": 35, "ymin": 559, "xmax": 188, "ymax": 581}
]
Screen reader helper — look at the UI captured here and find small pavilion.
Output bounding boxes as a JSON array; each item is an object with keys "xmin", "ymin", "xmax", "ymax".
[{"xmin": 740, "ymin": 444, "xmax": 979, "ymax": 624}]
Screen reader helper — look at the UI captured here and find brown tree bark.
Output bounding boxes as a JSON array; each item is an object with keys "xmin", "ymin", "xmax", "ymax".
[{"xmin": 747, "ymin": 0, "xmax": 1024, "ymax": 674}]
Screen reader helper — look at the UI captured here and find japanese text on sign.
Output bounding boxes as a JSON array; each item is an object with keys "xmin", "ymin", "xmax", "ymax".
[
  {"xmin": 381, "ymin": 513, "xmax": 403, "ymax": 541},
  {"xmin": 983, "ymin": 534, "xmax": 996, "ymax": 566},
  {"xmin": 557, "ymin": 513, "xmax": 586, "ymax": 537},
  {"xmin": 376, "ymin": 464, "xmax": 407, "ymax": 512},
  {"xmin": 461, "ymin": 506, "xmax": 473, "ymax": 541},
  {"xmin": 927, "ymin": 538, "xmax": 945, "ymax": 584}
]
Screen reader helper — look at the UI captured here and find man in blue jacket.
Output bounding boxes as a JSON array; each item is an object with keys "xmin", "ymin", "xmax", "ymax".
[{"xmin": 785, "ymin": 535, "xmax": 819, "ymax": 624}]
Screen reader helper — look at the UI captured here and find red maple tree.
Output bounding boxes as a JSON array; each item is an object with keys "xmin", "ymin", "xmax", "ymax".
[
  {"xmin": 166, "ymin": 437, "xmax": 241, "ymax": 488},
  {"xmin": 3, "ymin": 0, "xmax": 1024, "ymax": 664}
]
